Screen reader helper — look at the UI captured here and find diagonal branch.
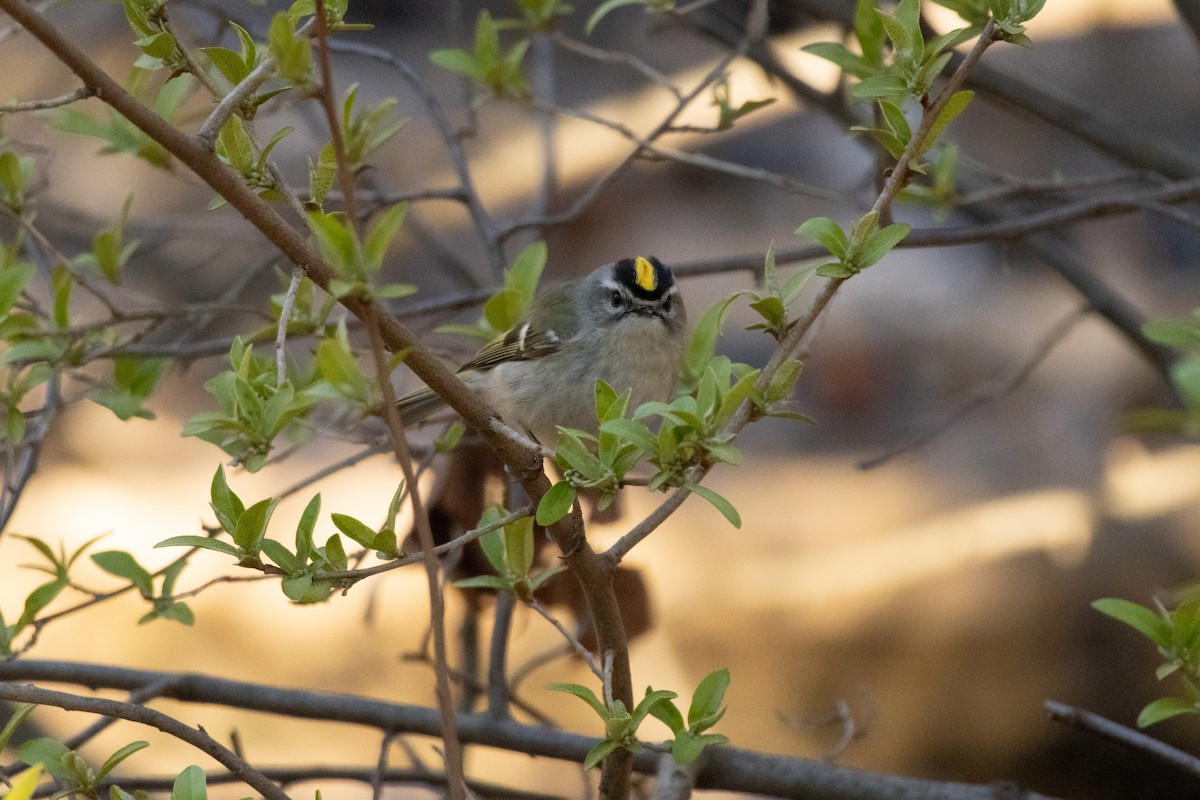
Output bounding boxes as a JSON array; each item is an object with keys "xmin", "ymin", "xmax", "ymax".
[{"xmin": 0, "ymin": 681, "xmax": 292, "ymax": 800}]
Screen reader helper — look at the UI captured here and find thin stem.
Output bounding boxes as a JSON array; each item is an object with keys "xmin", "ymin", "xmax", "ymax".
[
  {"xmin": 529, "ymin": 599, "xmax": 603, "ymax": 679},
  {"xmin": 0, "ymin": 682, "xmax": 292, "ymax": 800},
  {"xmin": 275, "ymin": 268, "xmax": 303, "ymax": 386},
  {"xmin": 1045, "ymin": 700, "xmax": 1200, "ymax": 780},
  {"xmin": 312, "ymin": 0, "xmax": 359, "ymax": 229},
  {"xmin": 363, "ymin": 306, "xmax": 466, "ymax": 800},
  {"xmin": 0, "ymin": 86, "xmax": 91, "ymax": 112}
]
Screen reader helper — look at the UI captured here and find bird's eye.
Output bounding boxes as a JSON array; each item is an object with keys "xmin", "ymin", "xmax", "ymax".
[
  {"xmin": 609, "ymin": 290, "xmax": 623, "ymax": 308},
  {"xmin": 661, "ymin": 294, "xmax": 674, "ymax": 313}
]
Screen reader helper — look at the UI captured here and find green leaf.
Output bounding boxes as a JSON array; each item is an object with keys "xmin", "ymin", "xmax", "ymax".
[
  {"xmin": 434, "ymin": 421, "xmax": 466, "ymax": 453},
  {"xmin": 648, "ymin": 693, "xmax": 685, "ymax": 734},
  {"xmin": 0, "ymin": 260, "xmax": 34, "ymax": 316},
  {"xmin": 504, "ymin": 515, "xmax": 535, "ymax": 578},
  {"xmin": 1137, "ymin": 697, "xmax": 1197, "ymax": 728},
  {"xmin": 428, "ymin": 48, "xmax": 485, "ymax": 81},
  {"xmin": 850, "ymin": 73, "xmax": 909, "ymax": 100},
  {"xmin": 554, "ymin": 428, "xmax": 606, "ymax": 481},
  {"xmin": 688, "ymin": 668, "xmax": 731, "ymax": 729},
  {"xmin": 1144, "ymin": 319, "xmax": 1200, "ymax": 348},
  {"xmin": 682, "ymin": 294, "xmax": 743, "ymax": 392},
  {"xmin": 547, "ymin": 681, "xmax": 608, "ymax": 717},
  {"xmin": 331, "ymin": 513, "xmax": 379, "ymax": 550},
  {"xmin": 795, "ymin": 217, "xmax": 848, "ymax": 259},
  {"xmin": 233, "ymin": 497, "xmax": 279, "ymax": 554},
  {"xmin": 154, "ymin": 536, "xmax": 242, "ymax": 558},
  {"xmin": 323, "ymin": 533, "xmax": 348, "ymax": 571},
  {"xmin": 528, "ymin": 564, "xmax": 567, "ymax": 592},
  {"xmin": 600, "ymin": 418, "xmax": 658, "ymax": 454},
  {"xmin": 1093, "ymin": 598, "xmax": 1172, "ymax": 648},
  {"xmin": 217, "ymin": 115, "xmax": 255, "ymax": 174},
  {"xmin": 363, "ymin": 202, "xmax": 408, "ymax": 274},
  {"xmin": 920, "ymin": 90, "xmax": 974, "ymax": 155},
  {"xmin": 172, "ymin": 764, "xmax": 208, "ymax": 800},
  {"xmin": 91, "ymin": 551, "xmax": 154, "ymax": 599},
  {"xmin": 536, "ymin": 480, "xmax": 576, "ymax": 526},
  {"xmin": 260, "ymin": 539, "xmax": 298, "ymax": 572},
  {"xmin": 18, "ymin": 738, "xmax": 71, "ymax": 780},
  {"xmin": 209, "ymin": 465, "xmax": 245, "ymax": 535},
  {"xmin": 96, "ymin": 741, "xmax": 149, "ymax": 780},
  {"xmin": 0, "ymin": 703, "xmax": 36, "ymax": 752},
  {"xmin": 17, "ymin": 579, "xmax": 66, "ymax": 630},
  {"xmin": 632, "ymin": 689, "xmax": 678, "ymax": 729},
  {"xmin": 295, "ymin": 493, "xmax": 321, "ymax": 563},
  {"xmin": 858, "ymin": 223, "xmax": 910, "ymax": 269},
  {"xmin": 766, "ymin": 359, "xmax": 803, "ymax": 404},
  {"xmin": 505, "ymin": 240, "xmax": 547, "ymax": 306},
  {"xmin": 582, "ymin": 737, "xmax": 620, "ymax": 770},
  {"xmin": 469, "ymin": 511, "xmax": 503, "ymax": 575},
  {"xmin": 801, "ymin": 42, "xmax": 874, "ymax": 79},
  {"xmin": 586, "ymin": 0, "xmax": 645, "ymax": 34},
  {"xmin": 203, "ymin": 45, "xmax": 250, "ymax": 84},
  {"xmin": 687, "ymin": 483, "xmax": 741, "ymax": 528},
  {"xmin": 454, "ymin": 575, "xmax": 512, "ymax": 591}
]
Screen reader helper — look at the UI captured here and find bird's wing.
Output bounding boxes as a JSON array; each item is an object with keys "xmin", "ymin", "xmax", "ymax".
[{"xmin": 456, "ymin": 284, "xmax": 578, "ymax": 373}]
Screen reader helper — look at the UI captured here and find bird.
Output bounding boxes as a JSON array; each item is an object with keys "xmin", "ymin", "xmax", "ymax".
[{"xmin": 396, "ymin": 256, "xmax": 687, "ymax": 446}]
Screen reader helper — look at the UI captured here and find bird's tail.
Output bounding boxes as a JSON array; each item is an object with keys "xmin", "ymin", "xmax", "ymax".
[{"xmin": 395, "ymin": 385, "xmax": 448, "ymax": 427}]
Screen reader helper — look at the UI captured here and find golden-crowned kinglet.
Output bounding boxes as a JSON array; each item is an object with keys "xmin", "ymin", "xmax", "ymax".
[{"xmin": 397, "ymin": 256, "xmax": 687, "ymax": 444}]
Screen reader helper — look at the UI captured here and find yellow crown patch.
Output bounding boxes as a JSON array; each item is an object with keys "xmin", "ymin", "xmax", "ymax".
[{"xmin": 634, "ymin": 256, "xmax": 657, "ymax": 292}]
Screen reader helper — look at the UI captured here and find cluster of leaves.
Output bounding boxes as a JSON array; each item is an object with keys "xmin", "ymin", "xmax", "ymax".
[
  {"xmin": 586, "ymin": 0, "xmax": 675, "ymax": 35},
  {"xmin": 710, "ymin": 79, "xmax": 776, "ymax": 132},
  {"xmin": 1124, "ymin": 310, "xmax": 1200, "ymax": 438},
  {"xmin": 1094, "ymin": 595, "xmax": 1200, "ymax": 727},
  {"xmin": 0, "ymin": 536, "xmax": 84, "ymax": 658},
  {"xmin": 0, "ymin": 534, "xmax": 194, "ymax": 658},
  {"xmin": 2, "ymin": 709, "xmax": 210, "ymax": 800},
  {"xmin": 307, "ymin": 202, "xmax": 415, "ymax": 301},
  {"xmin": 0, "ymin": 154, "xmax": 173, "ymax": 437},
  {"xmin": 549, "ymin": 668, "xmax": 730, "ymax": 769},
  {"xmin": 796, "ymin": 211, "xmax": 910, "ymax": 280},
  {"xmin": 49, "ymin": 70, "xmax": 190, "ymax": 169},
  {"xmin": 123, "ymin": 0, "xmax": 187, "ymax": 75},
  {"xmin": 155, "ymin": 466, "xmax": 401, "ymax": 603},
  {"xmin": 430, "ymin": 10, "xmax": 531, "ymax": 102},
  {"xmin": 181, "ymin": 337, "xmax": 325, "ymax": 471},
  {"xmin": 18, "ymin": 737, "xmax": 149, "ymax": 800},
  {"xmin": 438, "ymin": 241, "xmax": 546, "ymax": 342},
  {"xmin": 454, "ymin": 509, "xmax": 564, "ymax": 600}
]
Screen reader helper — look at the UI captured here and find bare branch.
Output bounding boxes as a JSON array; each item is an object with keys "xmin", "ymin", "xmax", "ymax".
[
  {"xmin": 0, "ymin": 86, "xmax": 91, "ymax": 113},
  {"xmin": 0, "ymin": 681, "xmax": 293, "ymax": 800},
  {"xmin": 0, "ymin": 660, "xmax": 1062, "ymax": 800},
  {"xmin": 1045, "ymin": 700, "xmax": 1200, "ymax": 780}
]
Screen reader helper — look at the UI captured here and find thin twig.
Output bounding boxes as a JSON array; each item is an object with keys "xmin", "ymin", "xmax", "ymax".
[
  {"xmin": 363, "ymin": 306, "xmax": 466, "ymax": 800},
  {"xmin": 858, "ymin": 305, "xmax": 1091, "ymax": 470},
  {"xmin": 275, "ymin": 268, "xmax": 303, "ymax": 386},
  {"xmin": 529, "ymin": 599, "xmax": 603, "ymax": 679},
  {"xmin": 312, "ymin": 0, "xmax": 359, "ymax": 229},
  {"xmin": 0, "ymin": 682, "xmax": 292, "ymax": 800},
  {"xmin": 0, "ymin": 86, "xmax": 91, "ymax": 113},
  {"xmin": 1045, "ymin": 699, "xmax": 1200, "ymax": 780}
]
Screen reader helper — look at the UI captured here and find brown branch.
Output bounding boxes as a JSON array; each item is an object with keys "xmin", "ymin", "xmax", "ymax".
[
  {"xmin": 0, "ymin": 660, "xmax": 1063, "ymax": 800},
  {"xmin": 0, "ymin": 86, "xmax": 91, "ymax": 112},
  {"xmin": 364, "ymin": 305, "xmax": 465, "ymax": 800},
  {"xmin": 311, "ymin": 0, "xmax": 359, "ymax": 228},
  {"xmin": 1045, "ymin": 699, "xmax": 1200, "ymax": 780},
  {"xmin": 0, "ymin": 682, "xmax": 292, "ymax": 800}
]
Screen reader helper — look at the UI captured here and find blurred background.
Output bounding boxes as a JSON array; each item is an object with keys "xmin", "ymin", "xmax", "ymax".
[{"xmin": 3, "ymin": 0, "xmax": 1200, "ymax": 798}]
